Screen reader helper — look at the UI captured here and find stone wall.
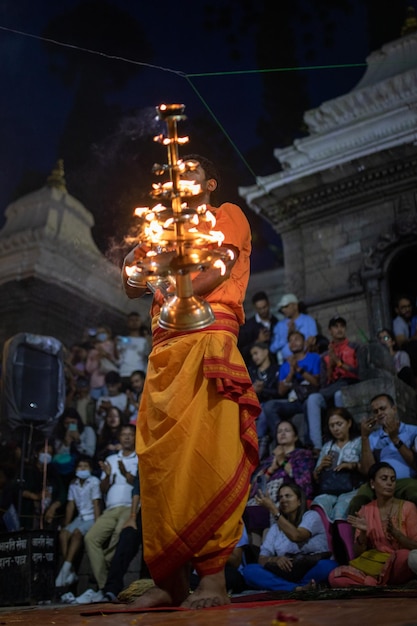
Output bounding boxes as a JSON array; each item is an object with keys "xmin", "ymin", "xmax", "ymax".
[{"xmin": 248, "ymin": 145, "xmax": 417, "ymax": 348}]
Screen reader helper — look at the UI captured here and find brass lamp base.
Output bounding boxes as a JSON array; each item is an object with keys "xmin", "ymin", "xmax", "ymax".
[{"xmin": 159, "ymin": 295, "xmax": 215, "ymax": 331}]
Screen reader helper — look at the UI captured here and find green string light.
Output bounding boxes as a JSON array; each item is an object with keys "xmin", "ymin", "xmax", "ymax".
[
  {"xmin": 185, "ymin": 77, "xmax": 259, "ymax": 181},
  {"xmin": 0, "ymin": 23, "xmax": 368, "ymax": 187},
  {"xmin": 186, "ymin": 62, "xmax": 367, "ymax": 78}
]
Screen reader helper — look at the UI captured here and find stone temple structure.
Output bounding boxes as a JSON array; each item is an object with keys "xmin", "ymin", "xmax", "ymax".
[
  {"xmin": 0, "ymin": 161, "xmax": 150, "ymax": 351},
  {"xmin": 2, "ymin": 16, "xmax": 417, "ymax": 376},
  {"xmin": 240, "ymin": 23, "xmax": 417, "ymax": 346}
]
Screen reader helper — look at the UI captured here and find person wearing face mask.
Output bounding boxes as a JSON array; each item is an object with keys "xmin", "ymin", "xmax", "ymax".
[
  {"xmin": 51, "ymin": 408, "xmax": 97, "ymax": 489},
  {"xmin": 56, "ymin": 456, "xmax": 102, "ymax": 588},
  {"xmin": 20, "ymin": 443, "xmax": 66, "ymax": 530}
]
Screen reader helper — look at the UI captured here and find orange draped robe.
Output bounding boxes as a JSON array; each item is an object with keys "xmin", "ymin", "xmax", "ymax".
[
  {"xmin": 135, "ymin": 203, "xmax": 260, "ymax": 583},
  {"xmin": 329, "ymin": 499, "xmax": 417, "ymax": 586}
]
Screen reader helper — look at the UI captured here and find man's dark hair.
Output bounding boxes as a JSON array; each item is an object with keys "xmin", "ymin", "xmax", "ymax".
[
  {"xmin": 182, "ymin": 154, "xmax": 220, "ymax": 190},
  {"xmin": 77, "ymin": 454, "xmax": 93, "ymax": 468},
  {"xmin": 252, "ymin": 291, "xmax": 269, "ymax": 304},
  {"xmin": 105, "ymin": 370, "xmax": 122, "ymax": 385},
  {"xmin": 287, "ymin": 330, "xmax": 305, "ymax": 342},
  {"xmin": 250, "ymin": 341, "xmax": 269, "ymax": 351},
  {"xmin": 394, "ymin": 294, "xmax": 413, "ymax": 307},
  {"xmin": 370, "ymin": 393, "xmax": 395, "ymax": 407},
  {"xmin": 130, "ymin": 369, "xmax": 146, "ymax": 379},
  {"xmin": 120, "ymin": 423, "xmax": 136, "ymax": 435}
]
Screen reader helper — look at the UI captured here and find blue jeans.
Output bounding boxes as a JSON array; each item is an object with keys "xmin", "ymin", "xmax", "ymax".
[
  {"xmin": 242, "ymin": 559, "xmax": 337, "ymax": 591},
  {"xmin": 256, "ymin": 406, "xmax": 269, "ymax": 439},
  {"xmin": 262, "ymin": 398, "xmax": 305, "ymax": 438},
  {"xmin": 305, "ymin": 380, "xmax": 352, "ymax": 449}
]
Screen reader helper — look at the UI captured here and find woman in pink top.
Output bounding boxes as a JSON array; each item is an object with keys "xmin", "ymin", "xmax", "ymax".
[{"xmin": 329, "ymin": 461, "xmax": 417, "ymax": 587}]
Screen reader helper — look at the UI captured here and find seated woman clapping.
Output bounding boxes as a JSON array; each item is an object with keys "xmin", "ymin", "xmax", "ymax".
[
  {"xmin": 244, "ymin": 421, "xmax": 315, "ymax": 538},
  {"xmin": 311, "ymin": 407, "xmax": 362, "ymax": 560},
  {"xmin": 242, "ymin": 483, "xmax": 337, "ymax": 591},
  {"xmin": 329, "ymin": 461, "xmax": 417, "ymax": 587},
  {"xmin": 249, "ymin": 420, "xmax": 315, "ymax": 504}
]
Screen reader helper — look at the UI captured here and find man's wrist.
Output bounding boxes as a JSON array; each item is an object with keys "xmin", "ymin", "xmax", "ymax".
[{"xmin": 393, "ymin": 439, "xmax": 404, "ymax": 449}]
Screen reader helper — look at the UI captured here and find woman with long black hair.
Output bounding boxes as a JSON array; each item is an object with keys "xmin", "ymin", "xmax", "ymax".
[{"xmin": 242, "ymin": 482, "xmax": 336, "ymax": 591}]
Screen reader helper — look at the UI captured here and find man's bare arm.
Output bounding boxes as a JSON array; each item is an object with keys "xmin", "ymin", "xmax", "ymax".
[
  {"xmin": 191, "ymin": 244, "xmax": 239, "ymax": 296},
  {"xmin": 122, "ymin": 246, "xmax": 148, "ymax": 299},
  {"xmin": 358, "ymin": 417, "xmax": 376, "ymax": 475}
]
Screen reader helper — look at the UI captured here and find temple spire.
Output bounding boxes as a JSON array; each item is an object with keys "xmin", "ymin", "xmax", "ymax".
[
  {"xmin": 401, "ymin": 6, "xmax": 417, "ymax": 36},
  {"xmin": 46, "ymin": 159, "xmax": 67, "ymax": 192}
]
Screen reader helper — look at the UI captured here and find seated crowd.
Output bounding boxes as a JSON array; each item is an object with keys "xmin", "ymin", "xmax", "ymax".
[
  {"xmin": 240, "ymin": 291, "xmax": 417, "ymax": 592},
  {"xmin": 0, "ymin": 311, "xmax": 151, "ymax": 603},
  {"xmin": 1, "ymin": 294, "xmax": 417, "ymax": 603}
]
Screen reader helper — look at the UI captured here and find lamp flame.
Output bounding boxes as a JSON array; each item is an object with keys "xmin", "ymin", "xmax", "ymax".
[{"xmin": 126, "ymin": 103, "xmax": 235, "ymax": 331}]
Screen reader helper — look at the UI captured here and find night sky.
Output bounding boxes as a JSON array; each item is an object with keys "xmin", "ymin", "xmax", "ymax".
[{"xmin": 0, "ymin": 0, "xmax": 413, "ymax": 272}]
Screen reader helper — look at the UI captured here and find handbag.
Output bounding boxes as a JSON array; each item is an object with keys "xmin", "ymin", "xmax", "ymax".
[
  {"xmin": 319, "ymin": 468, "xmax": 356, "ymax": 495},
  {"xmin": 264, "ymin": 552, "xmax": 331, "ymax": 582},
  {"xmin": 292, "ymin": 380, "xmax": 318, "ymax": 403},
  {"xmin": 318, "ymin": 445, "xmax": 359, "ymax": 495},
  {"xmin": 349, "ymin": 549, "xmax": 391, "ymax": 577}
]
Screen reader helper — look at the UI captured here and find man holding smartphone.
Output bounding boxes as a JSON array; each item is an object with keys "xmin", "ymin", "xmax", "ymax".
[{"xmin": 348, "ymin": 393, "xmax": 417, "ymax": 514}]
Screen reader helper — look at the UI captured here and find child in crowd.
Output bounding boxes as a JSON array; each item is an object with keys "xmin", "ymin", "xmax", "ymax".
[{"xmin": 55, "ymin": 456, "xmax": 101, "ymax": 588}]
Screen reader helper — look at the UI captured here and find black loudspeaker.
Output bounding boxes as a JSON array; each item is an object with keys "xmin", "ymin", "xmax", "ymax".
[
  {"xmin": 13, "ymin": 344, "xmax": 60, "ymax": 421},
  {"xmin": 1, "ymin": 333, "xmax": 66, "ymax": 436}
]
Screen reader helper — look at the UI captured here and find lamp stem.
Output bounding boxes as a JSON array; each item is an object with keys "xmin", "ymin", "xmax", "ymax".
[{"xmin": 175, "ymin": 273, "xmax": 193, "ymax": 298}]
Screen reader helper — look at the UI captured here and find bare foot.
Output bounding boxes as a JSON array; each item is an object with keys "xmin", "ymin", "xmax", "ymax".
[
  {"xmin": 129, "ymin": 567, "xmax": 190, "ymax": 608},
  {"xmin": 295, "ymin": 578, "xmax": 317, "ymax": 592},
  {"xmin": 181, "ymin": 572, "xmax": 230, "ymax": 610}
]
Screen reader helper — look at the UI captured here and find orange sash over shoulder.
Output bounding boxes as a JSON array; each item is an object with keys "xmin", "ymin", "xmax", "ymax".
[{"xmin": 136, "ymin": 304, "xmax": 260, "ymax": 583}]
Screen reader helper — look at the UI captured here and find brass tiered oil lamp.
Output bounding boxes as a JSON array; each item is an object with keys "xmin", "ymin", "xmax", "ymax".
[{"xmin": 124, "ymin": 103, "xmax": 234, "ymax": 331}]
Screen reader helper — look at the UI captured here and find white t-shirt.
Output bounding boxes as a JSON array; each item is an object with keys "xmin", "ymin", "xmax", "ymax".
[
  {"xmin": 117, "ymin": 336, "xmax": 150, "ymax": 376},
  {"xmin": 101, "ymin": 450, "xmax": 138, "ymax": 510},
  {"xmin": 67, "ymin": 475, "xmax": 101, "ymax": 521}
]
